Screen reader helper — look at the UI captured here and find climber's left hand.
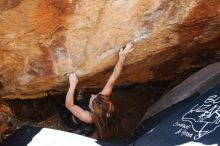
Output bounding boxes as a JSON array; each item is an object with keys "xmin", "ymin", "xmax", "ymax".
[{"xmin": 69, "ymin": 73, "xmax": 78, "ymax": 86}]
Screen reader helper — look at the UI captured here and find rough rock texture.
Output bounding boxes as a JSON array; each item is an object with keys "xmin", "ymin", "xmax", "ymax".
[
  {"xmin": 0, "ymin": 115, "xmax": 9, "ymax": 143},
  {"xmin": 0, "ymin": 0, "xmax": 220, "ymax": 99}
]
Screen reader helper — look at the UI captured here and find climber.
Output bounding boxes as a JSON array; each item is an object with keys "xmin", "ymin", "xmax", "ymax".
[{"xmin": 65, "ymin": 42, "xmax": 134, "ymax": 139}]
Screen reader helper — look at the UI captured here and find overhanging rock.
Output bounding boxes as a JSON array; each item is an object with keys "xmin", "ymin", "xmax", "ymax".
[{"xmin": 0, "ymin": 0, "xmax": 220, "ymax": 99}]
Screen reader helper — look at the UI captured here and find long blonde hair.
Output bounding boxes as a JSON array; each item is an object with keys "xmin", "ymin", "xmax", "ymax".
[{"xmin": 92, "ymin": 94, "xmax": 122, "ymax": 139}]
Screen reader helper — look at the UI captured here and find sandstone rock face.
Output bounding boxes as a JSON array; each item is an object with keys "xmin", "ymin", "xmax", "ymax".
[{"xmin": 0, "ymin": 0, "xmax": 220, "ymax": 99}]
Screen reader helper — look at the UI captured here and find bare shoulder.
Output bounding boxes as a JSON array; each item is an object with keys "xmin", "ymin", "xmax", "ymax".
[{"xmin": 85, "ymin": 110, "xmax": 94, "ymax": 123}]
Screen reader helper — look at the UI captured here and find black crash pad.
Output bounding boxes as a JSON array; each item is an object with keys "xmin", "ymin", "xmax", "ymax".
[{"xmin": 132, "ymin": 84, "xmax": 220, "ymax": 146}]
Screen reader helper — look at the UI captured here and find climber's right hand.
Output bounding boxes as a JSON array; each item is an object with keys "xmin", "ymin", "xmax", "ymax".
[
  {"xmin": 119, "ymin": 42, "xmax": 134, "ymax": 61},
  {"xmin": 69, "ymin": 73, "xmax": 78, "ymax": 86}
]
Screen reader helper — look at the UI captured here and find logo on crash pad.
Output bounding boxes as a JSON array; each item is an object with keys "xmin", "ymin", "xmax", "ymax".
[{"xmin": 181, "ymin": 94, "xmax": 220, "ymax": 140}]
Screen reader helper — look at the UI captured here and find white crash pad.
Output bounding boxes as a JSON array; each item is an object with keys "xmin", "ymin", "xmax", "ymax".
[{"xmin": 27, "ymin": 128, "xmax": 101, "ymax": 146}]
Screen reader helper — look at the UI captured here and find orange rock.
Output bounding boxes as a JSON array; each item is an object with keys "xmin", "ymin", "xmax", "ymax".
[{"xmin": 0, "ymin": 0, "xmax": 219, "ymax": 99}]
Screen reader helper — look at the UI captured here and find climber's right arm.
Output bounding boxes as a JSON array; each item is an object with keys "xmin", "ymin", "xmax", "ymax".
[{"xmin": 100, "ymin": 43, "xmax": 134, "ymax": 97}]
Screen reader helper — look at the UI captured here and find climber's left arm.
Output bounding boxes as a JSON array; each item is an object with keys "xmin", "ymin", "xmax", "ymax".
[{"xmin": 65, "ymin": 73, "xmax": 93, "ymax": 124}]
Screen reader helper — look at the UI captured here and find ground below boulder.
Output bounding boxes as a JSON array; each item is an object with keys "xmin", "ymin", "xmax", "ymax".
[{"xmin": 0, "ymin": 79, "xmax": 178, "ymax": 141}]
